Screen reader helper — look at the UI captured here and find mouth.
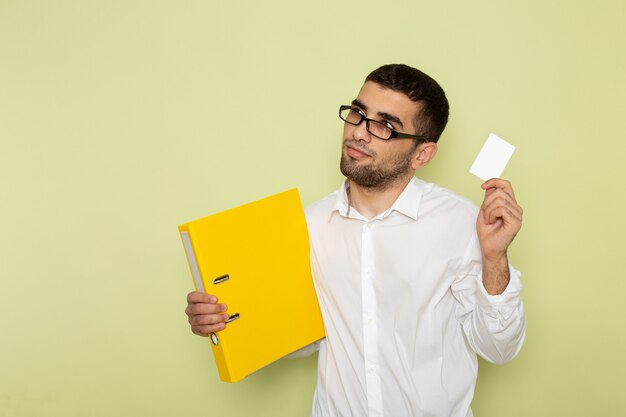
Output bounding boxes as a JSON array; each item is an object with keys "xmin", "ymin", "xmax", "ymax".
[{"xmin": 344, "ymin": 143, "xmax": 372, "ymax": 159}]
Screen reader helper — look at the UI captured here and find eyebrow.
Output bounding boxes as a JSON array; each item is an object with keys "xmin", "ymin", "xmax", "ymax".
[{"xmin": 351, "ymin": 99, "xmax": 405, "ymax": 129}]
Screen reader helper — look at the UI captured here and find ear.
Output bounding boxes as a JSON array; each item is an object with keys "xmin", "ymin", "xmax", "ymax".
[{"xmin": 411, "ymin": 142, "xmax": 438, "ymax": 170}]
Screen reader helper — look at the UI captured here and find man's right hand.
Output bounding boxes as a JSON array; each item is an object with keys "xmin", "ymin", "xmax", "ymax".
[{"xmin": 185, "ymin": 291, "xmax": 229, "ymax": 336}]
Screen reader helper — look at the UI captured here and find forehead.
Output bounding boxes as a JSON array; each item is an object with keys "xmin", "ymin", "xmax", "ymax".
[{"xmin": 355, "ymin": 81, "xmax": 421, "ymax": 124}]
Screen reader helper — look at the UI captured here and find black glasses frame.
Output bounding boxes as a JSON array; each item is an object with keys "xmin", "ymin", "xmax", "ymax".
[{"xmin": 339, "ymin": 105, "xmax": 429, "ymax": 142}]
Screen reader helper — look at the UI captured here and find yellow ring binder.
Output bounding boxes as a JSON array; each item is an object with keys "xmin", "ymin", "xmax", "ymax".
[{"xmin": 179, "ymin": 188, "xmax": 325, "ymax": 383}]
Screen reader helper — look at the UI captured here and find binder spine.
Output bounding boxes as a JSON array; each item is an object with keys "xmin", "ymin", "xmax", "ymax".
[
  {"xmin": 179, "ymin": 231, "xmax": 204, "ymax": 293},
  {"xmin": 180, "ymin": 229, "xmax": 237, "ymax": 382}
]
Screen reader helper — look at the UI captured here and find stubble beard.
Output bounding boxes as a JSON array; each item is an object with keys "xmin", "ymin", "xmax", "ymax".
[{"xmin": 339, "ymin": 140, "xmax": 416, "ymax": 190}]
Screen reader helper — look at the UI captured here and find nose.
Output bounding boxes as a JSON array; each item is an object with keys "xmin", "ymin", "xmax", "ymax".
[{"xmin": 352, "ymin": 119, "xmax": 372, "ymax": 143}]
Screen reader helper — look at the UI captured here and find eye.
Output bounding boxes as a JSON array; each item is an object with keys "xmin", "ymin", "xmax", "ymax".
[
  {"xmin": 381, "ymin": 120, "xmax": 395, "ymax": 130},
  {"xmin": 351, "ymin": 107, "xmax": 366, "ymax": 117}
]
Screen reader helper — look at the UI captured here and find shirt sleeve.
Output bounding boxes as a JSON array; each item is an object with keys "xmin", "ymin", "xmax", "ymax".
[{"xmin": 451, "ymin": 237, "xmax": 526, "ymax": 365}]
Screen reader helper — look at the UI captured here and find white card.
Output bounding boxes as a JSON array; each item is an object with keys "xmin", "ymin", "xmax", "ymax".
[{"xmin": 469, "ymin": 133, "xmax": 515, "ymax": 181}]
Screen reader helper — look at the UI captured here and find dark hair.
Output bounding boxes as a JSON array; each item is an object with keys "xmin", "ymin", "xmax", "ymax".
[{"xmin": 365, "ymin": 64, "xmax": 449, "ymax": 142}]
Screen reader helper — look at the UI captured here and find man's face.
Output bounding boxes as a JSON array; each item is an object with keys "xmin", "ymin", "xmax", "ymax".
[{"xmin": 340, "ymin": 81, "xmax": 423, "ymax": 189}]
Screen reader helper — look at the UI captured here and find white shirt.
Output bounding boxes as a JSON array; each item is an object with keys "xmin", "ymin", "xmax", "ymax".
[{"xmin": 303, "ymin": 177, "xmax": 526, "ymax": 417}]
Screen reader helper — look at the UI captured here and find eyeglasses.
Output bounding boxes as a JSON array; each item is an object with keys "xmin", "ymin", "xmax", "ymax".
[{"xmin": 339, "ymin": 105, "xmax": 429, "ymax": 141}]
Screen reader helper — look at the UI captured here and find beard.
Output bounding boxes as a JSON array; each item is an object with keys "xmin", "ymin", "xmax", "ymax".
[{"xmin": 339, "ymin": 140, "xmax": 416, "ymax": 190}]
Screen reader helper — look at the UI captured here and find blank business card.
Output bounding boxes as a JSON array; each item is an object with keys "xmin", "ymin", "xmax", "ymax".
[{"xmin": 469, "ymin": 133, "xmax": 515, "ymax": 181}]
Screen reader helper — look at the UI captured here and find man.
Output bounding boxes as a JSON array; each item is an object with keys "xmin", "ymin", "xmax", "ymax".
[{"xmin": 186, "ymin": 64, "xmax": 525, "ymax": 417}]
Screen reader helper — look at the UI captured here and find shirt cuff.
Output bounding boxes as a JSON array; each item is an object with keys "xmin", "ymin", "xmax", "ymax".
[{"xmin": 476, "ymin": 265, "xmax": 522, "ymax": 320}]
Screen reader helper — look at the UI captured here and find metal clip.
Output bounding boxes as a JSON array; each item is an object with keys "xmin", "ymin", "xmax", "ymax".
[
  {"xmin": 213, "ymin": 274, "xmax": 230, "ymax": 285},
  {"xmin": 225, "ymin": 313, "xmax": 240, "ymax": 323}
]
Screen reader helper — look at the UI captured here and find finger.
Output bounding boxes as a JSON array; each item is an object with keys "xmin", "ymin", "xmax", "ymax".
[
  {"xmin": 187, "ymin": 291, "xmax": 218, "ymax": 304},
  {"xmin": 481, "ymin": 189, "xmax": 519, "ymax": 220},
  {"xmin": 185, "ymin": 302, "xmax": 228, "ymax": 317},
  {"xmin": 482, "ymin": 181, "xmax": 515, "ymax": 202},
  {"xmin": 481, "ymin": 187, "xmax": 522, "ymax": 212},
  {"xmin": 482, "ymin": 199, "xmax": 523, "ymax": 224},
  {"xmin": 188, "ymin": 313, "xmax": 230, "ymax": 326},
  {"xmin": 481, "ymin": 178, "xmax": 516, "ymax": 200},
  {"xmin": 481, "ymin": 193, "xmax": 523, "ymax": 220},
  {"xmin": 481, "ymin": 178, "xmax": 512, "ymax": 191},
  {"xmin": 482, "ymin": 188, "xmax": 516, "ymax": 205},
  {"xmin": 192, "ymin": 322, "xmax": 226, "ymax": 337},
  {"xmin": 483, "ymin": 204, "xmax": 523, "ymax": 227}
]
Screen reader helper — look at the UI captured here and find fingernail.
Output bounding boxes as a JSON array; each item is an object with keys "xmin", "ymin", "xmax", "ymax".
[
  {"xmin": 220, "ymin": 304, "xmax": 227, "ymax": 312},
  {"xmin": 208, "ymin": 295, "xmax": 217, "ymax": 303}
]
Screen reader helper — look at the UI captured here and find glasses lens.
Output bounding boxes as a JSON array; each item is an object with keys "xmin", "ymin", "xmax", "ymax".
[
  {"xmin": 340, "ymin": 107, "xmax": 362, "ymax": 125},
  {"xmin": 367, "ymin": 120, "xmax": 392, "ymax": 140}
]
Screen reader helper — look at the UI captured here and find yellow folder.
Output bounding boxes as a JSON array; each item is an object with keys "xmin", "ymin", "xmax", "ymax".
[{"xmin": 178, "ymin": 188, "xmax": 325, "ymax": 383}]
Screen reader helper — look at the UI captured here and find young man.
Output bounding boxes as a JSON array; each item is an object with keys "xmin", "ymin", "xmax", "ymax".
[{"xmin": 186, "ymin": 64, "xmax": 526, "ymax": 417}]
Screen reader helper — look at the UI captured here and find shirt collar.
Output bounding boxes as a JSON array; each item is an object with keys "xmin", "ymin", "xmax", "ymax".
[
  {"xmin": 331, "ymin": 180, "xmax": 352, "ymax": 217},
  {"xmin": 391, "ymin": 176, "xmax": 424, "ymax": 220},
  {"xmin": 330, "ymin": 177, "xmax": 425, "ymax": 221}
]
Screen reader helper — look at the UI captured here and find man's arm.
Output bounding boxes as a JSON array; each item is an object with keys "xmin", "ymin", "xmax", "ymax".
[
  {"xmin": 452, "ymin": 178, "xmax": 526, "ymax": 364},
  {"xmin": 476, "ymin": 179, "xmax": 523, "ymax": 295}
]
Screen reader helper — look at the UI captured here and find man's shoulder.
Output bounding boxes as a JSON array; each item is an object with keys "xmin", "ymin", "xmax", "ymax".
[
  {"xmin": 304, "ymin": 189, "xmax": 340, "ymax": 221},
  {"xmin": 418, "ymin": 178, "xmax": 479, "ymax": 219}
]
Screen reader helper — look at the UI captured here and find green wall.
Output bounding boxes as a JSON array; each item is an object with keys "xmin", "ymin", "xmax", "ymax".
[{"xmin": 1, "ymin": 1, "xmax": 625, "ymax": 416}]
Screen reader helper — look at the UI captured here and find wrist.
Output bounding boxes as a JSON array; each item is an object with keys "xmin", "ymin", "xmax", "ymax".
[
  {"xmin": 482, "ymin": 249, "xmax": 508, "ymax": 266},
  {"xmin": 482, "ymin": 253, "xmax": 510, "ymax": 295}
]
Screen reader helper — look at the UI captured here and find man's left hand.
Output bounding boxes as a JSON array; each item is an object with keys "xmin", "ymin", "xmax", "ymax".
[{"xmin": 477, "ymin": 178, "xmax": 523, "ymax": 261}]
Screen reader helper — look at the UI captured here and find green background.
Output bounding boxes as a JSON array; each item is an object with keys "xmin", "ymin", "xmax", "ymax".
[{"xmin": 1, "ymin": 0, "xmax": 625, "ymax": 416}]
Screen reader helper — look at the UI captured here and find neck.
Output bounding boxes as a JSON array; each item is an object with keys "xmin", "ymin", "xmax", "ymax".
[{"xmin": 347, "ymin": 173, "xmax": 414, "ymax": 219}]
